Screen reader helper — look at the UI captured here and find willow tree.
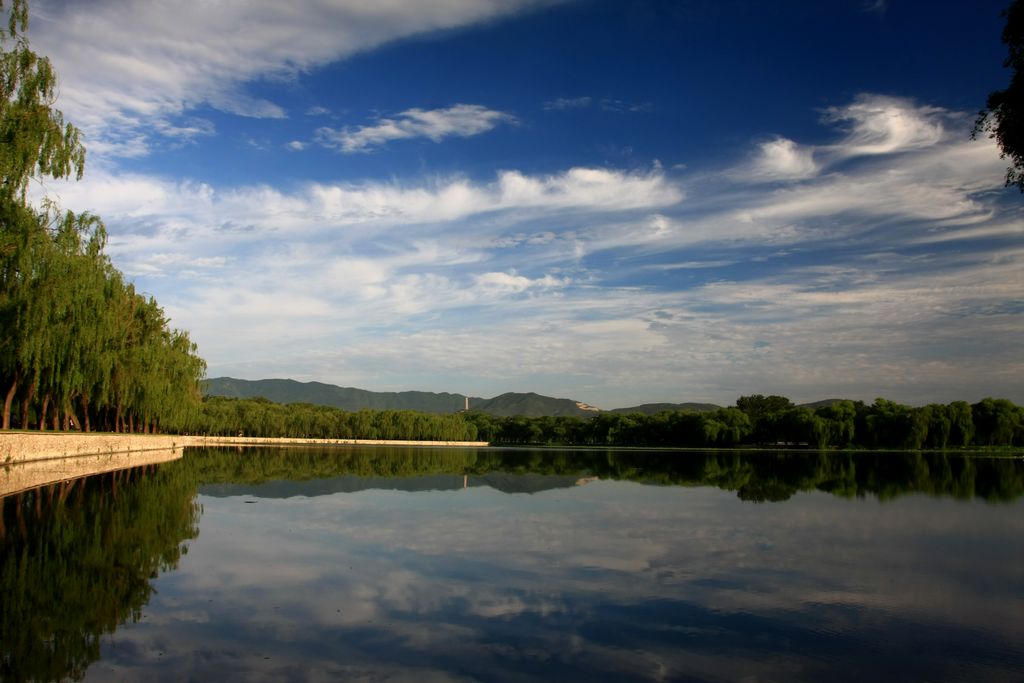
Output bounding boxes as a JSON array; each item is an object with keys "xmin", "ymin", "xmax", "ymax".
[
  {"xmin": 0, "ymin": 0, "xmax": 84, "ymax": 201},
  {"xmin": 1, "ymin": 0, "xmax": 205, "ymax": 431},
  {"xmin": 1, "ymin": 0, "xmax": 86, "ymax": 428}
]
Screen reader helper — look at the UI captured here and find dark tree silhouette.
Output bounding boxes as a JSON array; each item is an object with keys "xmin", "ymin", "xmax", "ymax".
[{"xmin": 975, "ymin": 0, "xmax": 1024, "ymax": 191}]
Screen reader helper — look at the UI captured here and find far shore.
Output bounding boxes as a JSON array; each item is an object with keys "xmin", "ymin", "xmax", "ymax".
[{"xmin": 0, "ymin": 431, "xmax": 489, "ymax": 466}]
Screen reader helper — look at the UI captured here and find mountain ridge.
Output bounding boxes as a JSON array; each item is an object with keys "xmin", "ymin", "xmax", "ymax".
[
  {"xmin": 203, "ymin": 377, "xmax": 730, "ymax": 418},
  {"xmin": 203, "ymin": 377, "xmax": 481, "ymax": 413}
]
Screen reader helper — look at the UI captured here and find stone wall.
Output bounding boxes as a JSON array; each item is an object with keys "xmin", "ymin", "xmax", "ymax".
[
  {"xmin": 1, "ymin": 446, "xmax": 184, "ymax": 498},
  {"xmin": 0, "ymin": 432, "xmax": 488, "ymax": 465}
]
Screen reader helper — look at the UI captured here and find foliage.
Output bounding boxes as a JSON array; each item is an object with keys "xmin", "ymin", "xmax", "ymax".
[
  {"xmin": 194, "ymin": 396, "xmax": 479, "ymax": 442},
  {"xmin": 0, "ymin": 0, "xmax": 205, "ymax": 433},
  {"xmin": 0, "ymin": 0, "xmax": 84, "ymax": 203},
  {"xmin": 736, "ymin": 394, "xmax": 794, "ymax": 420},
  {"xmin": 974, "ymin": 0, "xmax": 1024, "ymax": 191},
  {"xmin": 462, "ymin": 396, "xmax": 1024, "ymax": 450},
  {"xmin": 970, "ymin": 397, "xmax": 1023, "ymax": 445}
]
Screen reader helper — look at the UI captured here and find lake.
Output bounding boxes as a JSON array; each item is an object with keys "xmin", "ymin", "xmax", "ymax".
[{"xmin": 2, "ymin": 446, "xmax": 1023, "ymax": 682}]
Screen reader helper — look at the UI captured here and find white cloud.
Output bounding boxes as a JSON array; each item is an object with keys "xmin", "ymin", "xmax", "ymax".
[
  {"xmin": 474, "ymin": 271, "xmax": 571, "ymax": 293},
  {"xmin": 686, "ymin": 96, "xmax": 1005, "ymax": 257},
  {"xmin": 652, "ymin": 255, "xmax": 1024, "ymax": 403},
  {"xmin": 543, "ymin": 96, "xmax": 592, "ymax": 110},
  {"xmin": 315, "ymin": 104, "xmax": 515, "ymax": 153},
  {"xmin": 39, "ymin": 166, "xmax": 680, "ymax": 246},
  {"xmin": 823, "ymin": 93, "xmax": 945, "ymax": 157},
  {"xmin": 29, "ymin": 0, "xmax": 557, "ymax": 157},
  {"xmin": 729, "ymin": 165, "xmax": 983, "ymax": 228},
  {"xmin": 152, "ymin": 117, "xmax": 216, "ymax": 142},
  {"xmin": 741, "ymin": 95, "xmax": 957, "ymax": 185},
  {"xmin": 286, "ymin": 141, "xmax": 308, "ymax": 151},
  {"xmin": 492, "ymin": 167, "xmax": 681, "ymax": 211},
  {"xmin": 751, "ymin": 137, "xmax": 818, "ymax": 180}
]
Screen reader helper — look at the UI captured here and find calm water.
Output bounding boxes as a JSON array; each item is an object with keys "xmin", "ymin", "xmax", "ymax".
[{"xmin": 2, "ymin": 447, "xmax": 1023, "ymax": 682}]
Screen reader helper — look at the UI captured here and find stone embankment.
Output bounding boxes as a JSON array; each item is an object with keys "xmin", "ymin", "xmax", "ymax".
[
  {"xmin": 0, "ymin": 432, "xmax": 488, "ymax": 465},
  {"xmin": 1, "ymin": 446, "xmax": 184, "ymax": 498},
  {"xmin": 1, "ymin": 432, "xmax": 190, "ymax": 464},
  {"xmin": 186, "ymin": 435, "xmax": 489, "ymax": 449}
]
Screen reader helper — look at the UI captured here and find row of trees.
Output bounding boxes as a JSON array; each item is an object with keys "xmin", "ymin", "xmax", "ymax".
[
  {"xmin": 0, "ymin": 207, "xmax": 207, "ymax": 433},
  {"xmin": 187, "ymin": 394, "xmax": 1023, "ymax": 449},
  {"xmin": 195, "ymin": 396, "xmax": 480, "ymax": 442},
  {"xmin": 463, "ymin": 396, "xmax": 1024, "ymax": 449},
  {"xmin": 0, "ymin": 0, "xmax": 206, "ymax": 433}
]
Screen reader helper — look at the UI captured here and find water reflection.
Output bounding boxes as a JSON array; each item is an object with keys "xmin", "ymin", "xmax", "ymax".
[
  {"xmin": 186, "ymin": 446, "xmax": 1024, "ymax": 502},
  {"xmin": 2, "ymin": 448, "xmax": 1023, "ymax": 682},
  {"xmin": 0, "ymin": 463, "xmax": 199, "ymax": 682}
]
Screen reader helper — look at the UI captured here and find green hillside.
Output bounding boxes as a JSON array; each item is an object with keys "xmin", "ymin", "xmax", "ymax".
[
  {"xmin": 203, "ymin": 378, "xmax": 607, "ymax": 417},
  {"xmin": 203, "ymin": 377, "xmax": 480, "ymax": 414},
  {"xmin": 469, "ymin": 392, "xmax": 602, "ymax": 417}
]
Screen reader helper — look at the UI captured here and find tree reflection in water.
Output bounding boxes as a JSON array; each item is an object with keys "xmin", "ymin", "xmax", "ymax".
[
  {"xmin": 187, "ymin": 446, "xmax": 1024, "ymax": 503},
  {"xmin": 0, "ymin": 463, "xmax": 199, "ymax": 682}
]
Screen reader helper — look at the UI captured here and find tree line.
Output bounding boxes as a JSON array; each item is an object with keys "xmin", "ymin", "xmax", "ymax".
[
  {"xmin": 0, "ymin": 0, "xmax": 206, "ymax": 433},
  {"xmin": 187, "ymin": 394, "xmax": 1022, "ymax": 450},
  {"xmin": 464, "ymin": 395, "xmax": 1024, "ymax": 449},
  {"xmin": 194, "ymin": 396, "xmax": 480, "ymax": 442}
]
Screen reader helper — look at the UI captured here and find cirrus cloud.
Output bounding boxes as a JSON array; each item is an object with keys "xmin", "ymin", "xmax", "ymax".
[
  {"xmin": 30, "ymin": 0, "xmax": 559, "ymax": 158},
  {"xmin": 316, "ymin": 104, "xmax": 516, "ymax": 153},
  {"xmin": 824, "ymin": 93, "xmax": 946, "ymax": 158}
]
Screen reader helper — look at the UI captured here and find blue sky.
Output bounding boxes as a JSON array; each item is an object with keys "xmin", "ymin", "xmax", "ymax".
[{"xmin": 27, "ymin": 0, "xmax": 1024, "ymax": 408}]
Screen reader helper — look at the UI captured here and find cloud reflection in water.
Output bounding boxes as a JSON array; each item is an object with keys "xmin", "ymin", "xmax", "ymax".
[{"xmin": 85, "ymin": 475, "xmax": 1024, "ymax": 682}]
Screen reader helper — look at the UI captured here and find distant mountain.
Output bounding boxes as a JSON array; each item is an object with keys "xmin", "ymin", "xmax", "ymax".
[
  {"xmin": 202, "ymin": 378, "xmax": 599, "ymax": 417},
  {"xmin": 469, "ymin": 392, "xmax": 602, "ymax": 418},
  {"xmin": 608, "ymin": 402, "xmax": 721, "ymax": 415},
  {"xmin": 203, "ymin": 377, "xmax": 481, "ymax": 414},
  {"xmin": 203, "ymin": 377, "xmax": 718, "ymax": 418}
]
